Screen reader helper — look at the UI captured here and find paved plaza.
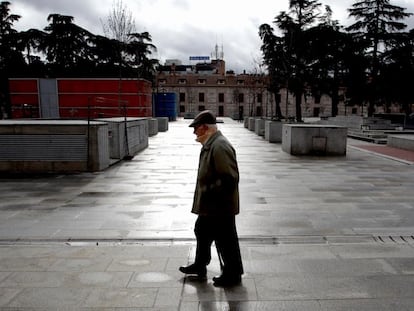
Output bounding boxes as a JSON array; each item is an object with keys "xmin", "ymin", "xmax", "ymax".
[{"xmin": 0, "ymin": 118, "xmax": 413, "ymax": 310}]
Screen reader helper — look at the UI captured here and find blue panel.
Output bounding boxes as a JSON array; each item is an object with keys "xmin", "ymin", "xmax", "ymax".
[{"xmin": 154, "ymin": 93, "xmax": 177, "ymax": 121}]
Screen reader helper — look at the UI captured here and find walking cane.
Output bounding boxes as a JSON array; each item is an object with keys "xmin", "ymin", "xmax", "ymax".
[{"xmin": 216, "ymin": 243, "xmax": 224, "ymax": 272}]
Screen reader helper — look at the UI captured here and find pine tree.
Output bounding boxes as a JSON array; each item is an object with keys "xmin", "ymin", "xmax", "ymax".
[{"xmin": 346, "ymin": 0, "xmax": 412, "ymax": 115}]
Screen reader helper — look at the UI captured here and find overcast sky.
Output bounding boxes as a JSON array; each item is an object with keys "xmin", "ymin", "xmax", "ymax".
[{"xmin": 10, "ymin": 0, "xmax": 414, "ymax": 74}]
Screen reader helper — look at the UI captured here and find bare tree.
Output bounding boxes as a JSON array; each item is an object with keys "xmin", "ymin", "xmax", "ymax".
[
  {"xmin": 101, "ymin": 0, "xmax": 136, "ymax": 43},
  {"xmin": 101, "ymin": 0, "xmax": 137, "ymax": 155}
]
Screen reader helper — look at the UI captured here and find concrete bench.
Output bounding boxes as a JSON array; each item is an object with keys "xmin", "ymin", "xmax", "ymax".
[{"xmin": 282, "ymin": 124, "xmax": 347, "ymax": 155}]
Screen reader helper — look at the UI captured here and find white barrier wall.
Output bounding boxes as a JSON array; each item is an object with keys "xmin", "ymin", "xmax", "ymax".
[
  {"xmin": 94, "ymin": 117, "xmax": 148, "ymax": 160},
  {"xmin": 0, "ymin": 120, "xmax": 110, "ymax": 172}
]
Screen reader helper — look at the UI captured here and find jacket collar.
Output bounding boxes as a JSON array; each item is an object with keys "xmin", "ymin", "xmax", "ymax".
[{"xmin": 202, "ymin": 131, "xmax": 221, "ymax": 151}]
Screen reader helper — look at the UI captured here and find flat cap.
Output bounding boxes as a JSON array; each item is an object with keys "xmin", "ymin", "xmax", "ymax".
[{"xmin": 189, "ymin": 110, "xmax": 216, "ymax": 127}]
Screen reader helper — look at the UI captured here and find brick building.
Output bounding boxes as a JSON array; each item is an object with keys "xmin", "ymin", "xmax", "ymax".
[
  {"xmin": 156, "ymin": 54, "xmax": 409, "ymax": 119},
  {"xmin": 156, "ymin": 57, "xmax": 273, "ymax": 119}
]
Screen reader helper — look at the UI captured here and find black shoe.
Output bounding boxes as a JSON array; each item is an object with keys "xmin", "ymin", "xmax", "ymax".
[
  {"xmin": 179, "ymin": 264, "xmax": 207, "ymax": 278},
  {"xmin": 212, "ymin": 274, "xmax": 242, "ymax": 287}
]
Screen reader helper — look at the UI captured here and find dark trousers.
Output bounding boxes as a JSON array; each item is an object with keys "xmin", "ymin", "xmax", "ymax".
[{"xmin": 194, "ymin": 215, "xmax": 244, "ymax": 276}]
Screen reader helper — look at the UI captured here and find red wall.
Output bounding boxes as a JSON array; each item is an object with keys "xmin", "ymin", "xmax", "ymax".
[
  {"xmin": 9, "ymin": 79, "xmax": 40, "ymax": 118},
  {"xmin": 9, "ymin": 78, "xmax": 153, "ymax": 119}
]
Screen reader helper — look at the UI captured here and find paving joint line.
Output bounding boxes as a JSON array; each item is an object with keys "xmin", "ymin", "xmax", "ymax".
[{"xmin": 2, "ymin": 234, "xmax": 412, "ymax": 246}]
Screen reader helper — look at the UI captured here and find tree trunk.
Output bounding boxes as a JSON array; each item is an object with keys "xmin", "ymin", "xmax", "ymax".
[
  {"xmin": 295, "ymin": 90, "xmax": 303, "ymax": 122},
  {"xmin": 331, "ymin": 88, "xmax": 339, "ymax": 117},
  {"xmin": 273, "ymin": 92, "xmax": 282, "ymax": 119}
]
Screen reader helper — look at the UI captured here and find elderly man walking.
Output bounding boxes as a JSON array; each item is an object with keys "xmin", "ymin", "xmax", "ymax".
[{"xmin": 179, "ymin": 110, "xmax": 244, "ymax": 287}]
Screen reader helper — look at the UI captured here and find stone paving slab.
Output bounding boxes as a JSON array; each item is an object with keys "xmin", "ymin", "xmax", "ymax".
[
  {"xmin": 0, "ymin": 118, "xmax": 414, "ymax": 309},
  {"xmin": 1, "ymin": 119, "xmax": 413, "ymax": 242},
  {"xmin": 0, "ymin": 242, "xmax": 413, "ymax": 310}
]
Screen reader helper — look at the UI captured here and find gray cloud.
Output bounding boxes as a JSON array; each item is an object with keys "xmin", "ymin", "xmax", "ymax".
[
  {"xmin": 10, "ymin": 0, "xmax": 414, "ymax": 74},
  {"xmin": 14, "ymin": 0, "xmax": 107, "ymax": 33}
]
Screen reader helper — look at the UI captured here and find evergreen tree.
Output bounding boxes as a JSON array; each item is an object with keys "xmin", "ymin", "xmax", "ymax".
[
  {"xmin": 0, "ymin": 1, "xmax": 159, "ymax": 81},
  {"xmin": 346, "ymin": 0, "xmax": 412, "ymax": 116},
  {"xmin": 261, "ymin": 0, "xmax": 339, "ymax": 121},
  {"xmin": 41, "ymin": 14, "xmax": 94, "ymax": 76},
  {"xmin": 276, "ymin": 0, "xmax": 323, "ymax": 122},
  {"xmin": 126, "ymin": 32, "xmax": 158, "ymax": 82},
  {"xmin": 0, "ymin": 1, "xmax": 24, "ymax": 115},
  {"xmin": 381, "ymin": 29, "xmax": 414, "ymax": 116},
  {"xmin": 259, "ymin": 23, "xmax": 284, "ymax": 119},
  {"xmin": 305, "ymin": 6, "xmax": 347, "ymax": 117},
  {"xmin": 0, "ymin": 1, "xmax": 22, "ymax": 72},
  {"xmin": 101, "ymin": 0, "xmax": 158, "ymax": 81}
]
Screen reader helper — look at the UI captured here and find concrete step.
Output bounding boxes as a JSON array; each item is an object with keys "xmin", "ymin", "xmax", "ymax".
[{"xmin": 347, "ymin": 129, "xmax": 388, "ymax": 144}]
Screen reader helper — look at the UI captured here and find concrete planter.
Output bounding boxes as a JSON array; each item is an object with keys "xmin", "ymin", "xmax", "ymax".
[
  {"xmin": 255, "ymin": 119, "xmax": 266, "ymax": 136},
  {"xmin": 244, "ymin": 117, "xmax": 249, "ymax": 128},
  {"xmin": 265, "ymin": 120, "xmax": 283, "ymax": 143},
  {"xmin": 148, "ymin": 118, "xmax": 159, "ymax": 136},
  {"xmin": 156, "ymin": 117, "xmax": 169, "ymax": 132},
  {"xmin": 282, "ymin": 124, "xmax": 347, "ymax": 155},
  {"xmin": 248, "ymin": 117, "xmax": 255, "ymax": 131}
]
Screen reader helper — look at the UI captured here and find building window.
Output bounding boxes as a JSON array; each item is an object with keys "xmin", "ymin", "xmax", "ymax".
[
  {"xmin": 237, "ymin": 80, "xmax": 244, "ymax": 85},
  {"xmin": 217, "ymin": 79, "xmax": 225, "ymax": 85},
  {"xmin": 158, "ymin": 79, "xmax": 166, "ymax": 85},
  {"xmin": 198, "ymin": 105, "xmax": 205, "ymax": 111},
  {"xmin": 218, "ymin": 93, "xmax": 224, "ymax": 103},
  {"xmin": 238, "ymin": 93, "xmax": 244, "ymax": 103},
  {"xmin": 199, "ymin": 92, "xmax": 205, "ymax": 102},
  {"xmin": 197, "ymin": 79, "xmax": 206, "ymax": 84},
  {"xmin": 180, "ymin": 105, "xmax": 185, "ymax": 113},
  {"xmin": 178, "ymin": 79, "xmax": 187, "ymax": 84},
  {"xmin": 179, "ymin": 92, "xmax": 185, "ymax": 102},
  {"xmin": 257, "ymin": 93, "xmax": 262, "ymax": 103}
]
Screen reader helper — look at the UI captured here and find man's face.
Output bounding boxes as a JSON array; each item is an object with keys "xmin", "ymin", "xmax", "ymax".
[{"xmin": 193, "ymin": 124, "xmax": 208, "ymax": 144}]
